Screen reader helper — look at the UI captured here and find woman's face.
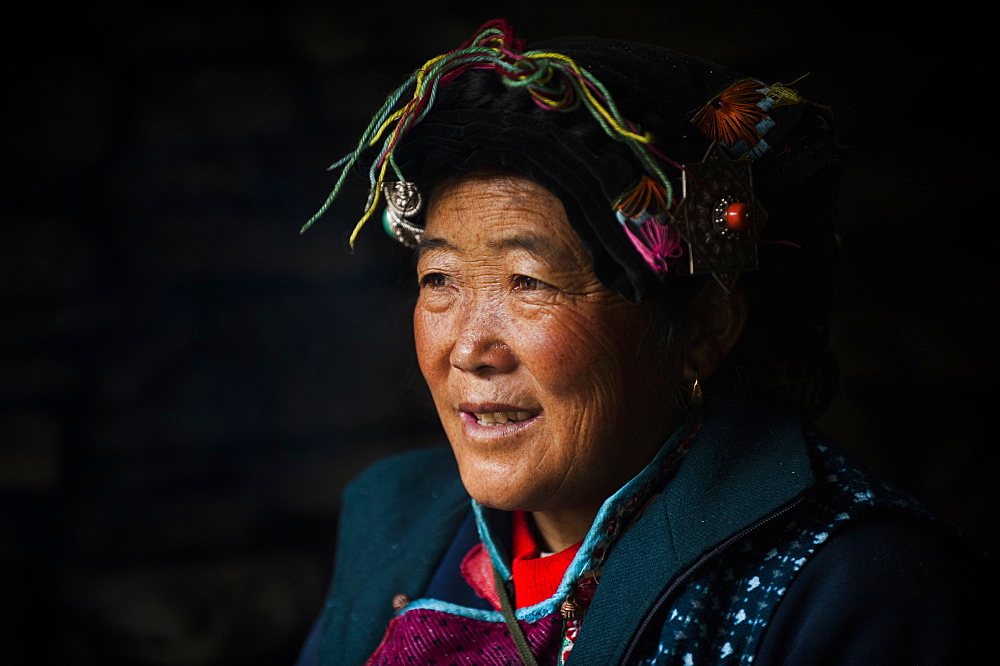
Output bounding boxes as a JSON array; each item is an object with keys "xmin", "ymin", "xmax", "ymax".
[{"xmin": 414, "ymin": 174, "xmax": 684, "ymax": 517}]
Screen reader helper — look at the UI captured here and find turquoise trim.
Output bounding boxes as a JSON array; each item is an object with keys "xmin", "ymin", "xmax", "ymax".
[
  {"xmin": 472, "ymin": 502, "xmax": 512, "ymax": 580},
  {"xmin": 405, "ymin": 593, "xmax": 562, "ymax": 624},
  {"xmin": 749, "ymin": 112, "xmax": 776, "ymax": 159},
  {"xmin": 755, "ymin": 116, "xmax": 776, "ymax": 137},
  {"xmin": 757, "ymin": 88, "xmax": 777, "ymax": 112},
  {"xmin": 723, "ymin": 87, "xmax": 778, "ymax": 158},
  {"xmin": 749, "ymin": 138, "xmax": 771, "ymax": 160},
  {"xmin": 468, "ymin": 413, "xmax": 697, "ymax": 622},
  {"xmin": 405, "ymin": 597, "xmax": 506, "ymax": 622}
]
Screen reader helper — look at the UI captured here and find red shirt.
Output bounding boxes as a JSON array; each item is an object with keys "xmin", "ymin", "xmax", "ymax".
[{"xmin": 510, "ymin": 510, "xmax": 583, "ymax": 608}]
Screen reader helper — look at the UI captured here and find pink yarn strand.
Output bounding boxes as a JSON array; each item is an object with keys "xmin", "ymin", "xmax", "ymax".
[{"xmin": 621, "ymin": 218, "xmax": 683, "ymax": 275}]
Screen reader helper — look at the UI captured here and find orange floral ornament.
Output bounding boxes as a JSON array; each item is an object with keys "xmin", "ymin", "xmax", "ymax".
[{"xmin": 691, "ymin": 79, "xmax": 768, "ymax": 149}]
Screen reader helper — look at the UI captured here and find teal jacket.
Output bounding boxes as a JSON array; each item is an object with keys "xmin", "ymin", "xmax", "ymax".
[{"xmin": 299, "ymin": 405, "xmax": 983, "ymax": 664}]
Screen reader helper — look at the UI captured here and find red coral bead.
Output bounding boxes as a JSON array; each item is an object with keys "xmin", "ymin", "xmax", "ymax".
[{"xmin": 725, "ymin": 202, "xmax": 752, "ymax": 231}]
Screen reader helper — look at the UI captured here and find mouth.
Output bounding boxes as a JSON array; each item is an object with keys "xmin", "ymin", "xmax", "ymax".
[
  {"xmin": 458, "ymin": 403, "xmax": 541, "ymax": 429},
  {"xmin": 472, "ymin": 410, "xmax": 535, "ymax": 426}
]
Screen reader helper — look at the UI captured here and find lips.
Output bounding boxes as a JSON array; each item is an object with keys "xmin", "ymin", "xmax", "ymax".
[{"xmin": 458, "ymin": 402, "xmax": 541, "ymax": 428}]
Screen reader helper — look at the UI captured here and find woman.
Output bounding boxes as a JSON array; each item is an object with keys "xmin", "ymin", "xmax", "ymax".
[{"xmin": 297, "ymin": 21, "xmax": 982, "ymax": 665}]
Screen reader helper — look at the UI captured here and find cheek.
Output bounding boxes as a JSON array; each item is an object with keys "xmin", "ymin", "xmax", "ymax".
[
  {"xmin": 528, "ymin": 309, "xmax": 640, "ymax": 400},
  {"xmin": 413, "ymin": 307, "xmax": 448, "ymax": 385}
]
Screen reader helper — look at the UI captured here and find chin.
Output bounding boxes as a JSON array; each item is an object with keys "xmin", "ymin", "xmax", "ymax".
[{"xmin": 452, "ymin": 454, "xmax": 556, "ymax": 513}]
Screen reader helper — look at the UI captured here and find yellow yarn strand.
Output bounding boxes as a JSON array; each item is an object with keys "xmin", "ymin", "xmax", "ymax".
[
  {"xmin": 765, "ymin": 73, "xmax": 809, "ymax": 107},
  {"xmin": 348, "ymin": 159, "xmax": 391, "ymax": 247},
  {"xmin": 529, "ymin": 51, "xmax": 653, "ymax": 145},
  {"xmin": 345, "ymin": 55, "xmax": 454, "ymax": 247}
]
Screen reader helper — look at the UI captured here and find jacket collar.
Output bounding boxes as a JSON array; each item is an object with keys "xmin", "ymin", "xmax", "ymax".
[{"xmin": 571, "ymin": 402, "xmax": 816, "ymax": 663}]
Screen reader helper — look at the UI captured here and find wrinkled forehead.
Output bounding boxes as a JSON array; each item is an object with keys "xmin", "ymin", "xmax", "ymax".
[{"xmin": 418, "ymin": 172, "xmax": 593, "ymax": 269}]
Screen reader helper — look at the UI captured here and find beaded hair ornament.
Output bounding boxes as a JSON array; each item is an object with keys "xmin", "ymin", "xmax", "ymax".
[{"xmin": 303, "ymin": 19, "xmax": 805, "ymax": 291}]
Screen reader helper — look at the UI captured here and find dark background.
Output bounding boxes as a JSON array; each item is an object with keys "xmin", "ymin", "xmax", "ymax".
[{"xmin": 4, "ymin": 3, "xmax": 995, "ymax": 664}]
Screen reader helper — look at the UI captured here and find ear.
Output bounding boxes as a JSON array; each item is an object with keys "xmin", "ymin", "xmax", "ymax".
[{"xmin": 683, "ymin": 280, "xmax": 748, "ymax": 381}]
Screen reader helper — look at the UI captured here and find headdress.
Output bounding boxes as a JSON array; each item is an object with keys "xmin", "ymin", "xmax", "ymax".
[{"xmin": 304, "ymin": 19, "xmax": 838, "ymax": 303}]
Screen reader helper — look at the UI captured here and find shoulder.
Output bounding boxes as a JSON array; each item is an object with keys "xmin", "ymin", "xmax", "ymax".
[
  {"xmin": 758, "ymin": 509, "xmax": 990, "ymax": 664},
  {"xmin": 345, "ymin": 446, "xmax": 461, "ymax": 501},
  {"xmin": 753, "ymin": 429, "xmax": 992, "ymax": 664},
  {"xmin": 301, "ymin": 447, "xmax": 471, "ymax": 666},
  {"xmin": 339, "ymin": 446, "xmax": 467, "ymax": 540}
]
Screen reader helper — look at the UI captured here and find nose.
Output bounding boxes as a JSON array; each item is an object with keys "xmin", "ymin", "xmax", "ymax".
[{"xmin": 450, "ymin": 299, "xmax": 517, "ymax": 376}]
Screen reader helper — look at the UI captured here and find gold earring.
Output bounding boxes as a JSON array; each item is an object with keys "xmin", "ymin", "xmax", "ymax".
[{"xmin": 690, "ymin": 376, "xmax": 703, "ymax": 407}]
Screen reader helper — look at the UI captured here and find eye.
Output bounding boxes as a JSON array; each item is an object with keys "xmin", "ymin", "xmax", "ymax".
[
  {"xmin": 420, "ymin": 272, "xmax": 449, "ymax": 288},
  {"xmin": 513, "ymin": 275, "xmax": 545, "ymax": 291}
]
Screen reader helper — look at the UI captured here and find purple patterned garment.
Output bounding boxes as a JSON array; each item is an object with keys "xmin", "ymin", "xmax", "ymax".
[{"xmin": 367, "ymin": 608, "xmax": 562, "ymax": 665}]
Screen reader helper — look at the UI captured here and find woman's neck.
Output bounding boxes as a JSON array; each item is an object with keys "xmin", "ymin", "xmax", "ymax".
[{"xmin": 528, "ymin": 505, "xmax": 600, "ymax": 553}]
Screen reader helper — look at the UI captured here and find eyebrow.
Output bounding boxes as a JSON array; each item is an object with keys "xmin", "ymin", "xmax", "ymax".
[{"xmin": 416, "ymin": 235, "xmax": 456, "ymax": 254}]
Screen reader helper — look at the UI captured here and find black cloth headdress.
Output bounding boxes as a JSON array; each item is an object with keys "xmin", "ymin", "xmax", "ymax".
[{"xmin": 305, "ymin": 19, "xmax": 839, "ymax": 304}]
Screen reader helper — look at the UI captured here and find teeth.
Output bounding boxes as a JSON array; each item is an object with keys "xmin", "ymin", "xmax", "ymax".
[{"xmin": 473, "ymin": 411, "xmax": 534, "ymax": 426}]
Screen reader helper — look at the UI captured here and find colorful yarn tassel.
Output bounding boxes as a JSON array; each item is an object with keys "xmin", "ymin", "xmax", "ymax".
[
  {"xmin": 691, "ymin": 77, "xmax": 807, "ymax": 154},
  {"xmin": 614, "ymin": 177, "xmax": 684, "ymax": 275},
  {"xmin": 301, "ymin": 19, "xmax": 678, "ymax": 247}
]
